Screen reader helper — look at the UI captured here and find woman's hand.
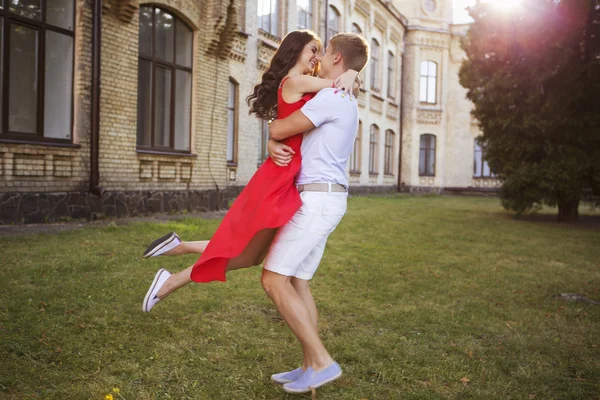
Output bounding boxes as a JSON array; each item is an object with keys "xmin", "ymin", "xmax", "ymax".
[{"xmin": 333, "ymin": 69, "xmax": 359, "ymax": 98}]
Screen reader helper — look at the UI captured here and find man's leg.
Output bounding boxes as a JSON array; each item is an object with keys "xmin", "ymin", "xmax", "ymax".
[
  {"xmin": 291, "ymin": 278, "xmax": 318, "ymax": 332},
  {"xmin": 261, "ymin": 269, "xmax": 334, "ymax": 371}
]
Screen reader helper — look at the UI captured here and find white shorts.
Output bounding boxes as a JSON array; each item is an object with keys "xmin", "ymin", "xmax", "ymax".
[{"xmin": 263, "ymin": 191, "xmax": 347, "ymax": 280}]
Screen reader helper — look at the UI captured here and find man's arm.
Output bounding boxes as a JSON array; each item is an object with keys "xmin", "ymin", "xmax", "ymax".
[{"xmin": 269, "ymin": 109, "xmax": 316, "ymax": 141}]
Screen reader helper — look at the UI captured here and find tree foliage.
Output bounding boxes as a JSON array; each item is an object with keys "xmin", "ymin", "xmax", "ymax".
[{"xmin": 459, "ymin": 0, "xmax": 600, "ymax": 221}]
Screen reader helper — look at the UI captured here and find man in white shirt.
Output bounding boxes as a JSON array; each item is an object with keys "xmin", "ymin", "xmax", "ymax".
[{"xmin": 261, "ymin": 33, "xmax": 369, "ymax": 394}]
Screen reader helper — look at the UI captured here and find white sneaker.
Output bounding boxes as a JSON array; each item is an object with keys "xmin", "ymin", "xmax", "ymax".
[
  {"xmin": 143, "ymin": 232, "xmax": 181, "ymax": 258},
  {"xmin": 142, "ymin": 268, "xmax": 171, "ymax": 312}
]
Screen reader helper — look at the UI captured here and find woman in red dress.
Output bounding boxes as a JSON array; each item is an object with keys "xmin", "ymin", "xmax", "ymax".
[{"xmin": 142, "ymin": 30, "xmax": 359, "ymax": 312}]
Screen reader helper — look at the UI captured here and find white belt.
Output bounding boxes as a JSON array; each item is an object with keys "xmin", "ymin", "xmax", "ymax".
[{"xmin": 297, "ymin": 183, "xmax": 347, "ymax": 193}]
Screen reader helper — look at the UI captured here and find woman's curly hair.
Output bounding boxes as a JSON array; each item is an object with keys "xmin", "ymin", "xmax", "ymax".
[{"xmin": 246, "ymin": 30, "xmax": 322, "ymax": 120}]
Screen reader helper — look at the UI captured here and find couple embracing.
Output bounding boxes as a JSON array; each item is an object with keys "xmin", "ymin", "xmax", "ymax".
[{"xmin": 142, "ymin": 30, "xmax": 369, "ymax": 394}]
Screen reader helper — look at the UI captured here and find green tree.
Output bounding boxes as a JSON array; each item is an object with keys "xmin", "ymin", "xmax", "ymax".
[{"xmin": 459, "ymin": 0, "xmax": 600, "ymax": 221}]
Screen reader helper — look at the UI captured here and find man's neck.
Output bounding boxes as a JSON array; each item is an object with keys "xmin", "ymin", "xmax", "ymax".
[{"xmin": 323, "ymin": 66, "xmax": 347, "ymax": 80}]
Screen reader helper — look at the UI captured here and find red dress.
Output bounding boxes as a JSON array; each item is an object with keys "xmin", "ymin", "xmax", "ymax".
[{"xmin": 190, "ymin": 78, "xmax": 316, "ymax": 282}]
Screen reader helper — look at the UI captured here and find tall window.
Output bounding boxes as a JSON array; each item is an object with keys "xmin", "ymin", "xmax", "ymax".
[
  {"xmin": 0, "ymin": 0, "xmax": 75, "ymax": 141},
  {"xmin": 258, "ymin": 0, "xmax": 279, "ymax": 36},
  {"xmin": 350, "ymin": 120, "xmax": 362, "ymax": 173},
  {"xmin": 352, "ymin": 24, "xmax": 365, "ymax": 83},
  {"xmin": 419, "ymin": 134, "xmax": 436, "ymax": 176},
  {"xmin": 327, "ymin": 6, "xmax": 340, "ymax": 44},
  {"xmin": 474, "ymin": 140, "xmax": 494, "ymax": 177},
  {"xmin": 419, "ymin": 61, "xmax": 437, "ymax": 104},
  {"xmin": 258, "ymin": 120, "xmax": 270, "ymax": 165},
  {"xmin": 138, "ymin": 6, "xmax": 193, "ymax": 152},
  {"xmin": 369, "ymin": 124, "xmax": 379, "ymax": 174},
  {"xmin": 387, "ymin": 51, "xmax": 396, "ymax": 99},
  {"xmin": 370, "ymin": 39, "xmax": 380, "ymax": 91},
  {"xmin": 227, "ymin": 79, "xmax": 238, "ymax": 164},
  {"xmin": 297, "ymin": 0, "xmax": 312, "ymax": 30},
  {"xmin": 384, "ymin": 130, "xmax": 394, "ymax": 175}
]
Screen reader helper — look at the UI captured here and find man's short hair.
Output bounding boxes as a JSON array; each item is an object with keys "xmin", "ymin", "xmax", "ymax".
[{"xmin": 329, "ymin": 33, "xmax": 370, "ymax": 72}]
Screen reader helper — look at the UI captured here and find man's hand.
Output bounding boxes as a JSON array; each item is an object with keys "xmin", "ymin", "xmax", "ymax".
[{"xmin": 268, "ymin": 139, "xmax": 295, "ymax": 167}]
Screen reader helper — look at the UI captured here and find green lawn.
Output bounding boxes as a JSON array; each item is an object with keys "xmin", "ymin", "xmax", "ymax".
[{"xmin": 1, "ymin": 195, "xmax": 599, "ymax": 400}]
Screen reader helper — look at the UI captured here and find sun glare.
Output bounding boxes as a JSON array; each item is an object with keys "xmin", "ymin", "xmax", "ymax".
[{"xmin": 487, "ymin": 0, "xmax": 523, "ymax": 11}]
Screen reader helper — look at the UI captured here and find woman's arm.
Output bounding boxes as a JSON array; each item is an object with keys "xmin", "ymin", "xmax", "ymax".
[{"xmin": 285, "ymin": 69, "xmax": 359, "ymax": 99}]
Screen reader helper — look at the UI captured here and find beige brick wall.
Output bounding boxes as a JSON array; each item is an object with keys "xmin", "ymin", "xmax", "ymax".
[
  {"xmin": 1, "ymin": 0, "xmax": 492, "ymax": 197},
  {"xmin": 99, "ymin": 0, "xmax": 233, "ymax": 192}
]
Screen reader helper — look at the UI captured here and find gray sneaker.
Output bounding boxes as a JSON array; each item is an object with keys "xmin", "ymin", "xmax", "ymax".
[{"xmin": 143, "ymin": 232, "xmax": 181, "ymax": 258}]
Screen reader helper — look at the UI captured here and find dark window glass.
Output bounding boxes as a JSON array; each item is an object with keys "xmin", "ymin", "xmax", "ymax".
[
  {"xmin": 1, "ymin": 0, "xmax": 75, "ymax": 141},
  {"xmin": 350, "ymin": 120, "xmax": 361, "ymax": 172},
  {"xmin": 137, "ymin": 5, "xmax": 193, "ymax": 152},
  {"xmin": 384, "ymin": 130, "xmax": 394, "ymax": 175},
  {"xmin": 258, "ymin": 0, "xmax": 279, "ymax": 36},
  {"xmin": 227, "ymin": 79, "xmax": 238, "ymax": 163},
  {"xmin": 370, "ymin": 39, "xmax": 380, "ymax": 91},
  {"xmin": 369, "ymin": 124, "xmax": 379, "ymax": 174},
  {"xmin": 8, "ymin": 24, "xmax": 38, "ymax": 134},
  {"xmin": 327, "ymin": 6, "xmax": 339, "ymax": 44},
  {"xmin": 419, "ymin": 134, "xmax": 436, "ymax": 176}
]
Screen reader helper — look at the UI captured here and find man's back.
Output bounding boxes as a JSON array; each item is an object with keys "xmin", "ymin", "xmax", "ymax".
[{"xmin": 297, "ymin": 88, "xmax": 359, "ymax": 187}]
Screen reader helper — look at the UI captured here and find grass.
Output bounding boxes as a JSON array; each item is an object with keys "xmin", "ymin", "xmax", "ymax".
[{"xmin": 0, "ymin": 195, "xmax": 599, "ymax": 400}]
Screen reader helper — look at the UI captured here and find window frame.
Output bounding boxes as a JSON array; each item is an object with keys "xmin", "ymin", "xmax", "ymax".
[
  {"xmin": 297, "ymin": 0, "xmax": 313, "ymax": 30},
  {"xmin": 384, "ymin": 129, "xmax": 394, "ymax": 175},
  {"xmin": 137, "ymin": 5, "xmax": 194, "ymax": 154},
  {"xmin": 258, "ymin": 0, "xmax": 280, "ymax": 37},
  {"xmin": 258, "ymin": 119, "xmax": 269, "ymax": 166},
  {"xmin": 326, "ymin": 5, "xmax": 340, "ymax": 45},
  {"xmin": 227, "ymin": 78, "xmax": 238, "ymax": 165},
  {"xmin": 419, "ymin": 60, "xmax": 437, "ymax": 104},
  {"xmin": 387, "ymin": 51, "xmax": 396, "ymax": 100},
  {"xmin": 370, "ymin": 39, "xmax": 380, "ymax": 92},
  {"xmin": 0, "ymin": 0, "xmax": 76, "ymax": 144},
  {"xmin": 350, "ymin": 120, "xmax": 362, "ymax": 174},
  {"xmin": 419, "ymin": 134, "xmax": 436, "ymax": 177},
  {"xmin": 473, "ymin": 139, "xmax": 494, "ymax": 178},
  {"xmin": 369, "ymin": 124, "xmax": 379, "ymax": 174}
]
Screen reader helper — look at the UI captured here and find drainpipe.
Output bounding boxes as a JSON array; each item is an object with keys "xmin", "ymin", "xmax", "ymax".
[
  {"xmin": 90, "ymin": 0, "xmax": 105, "ymax": 196},
  {"xmin": 397, "ymin": 42, "xmax": 406, "ymax": 192}
]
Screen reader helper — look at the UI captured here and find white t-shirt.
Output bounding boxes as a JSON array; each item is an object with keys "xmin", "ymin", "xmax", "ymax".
[{"xmin": 297, "ymin": 88, "xmax": 359, "ymax": 187}]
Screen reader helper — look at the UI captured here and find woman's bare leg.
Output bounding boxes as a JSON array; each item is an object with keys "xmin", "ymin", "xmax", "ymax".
[
  {"xmin": 226, "ymin": 228, "xmax": 277, "ymax": 271},
  {"xmin": 162, "ymin": 240, "xmax": 209, "ymax": 256},
  {"xmin": 156, "ymin": 229, "xmax": 277, "ymax": 299}
]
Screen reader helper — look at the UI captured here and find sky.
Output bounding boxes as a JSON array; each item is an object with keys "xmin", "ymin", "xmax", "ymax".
[{"xmin": 453, "ymin": 0, "xmax": 476, "ymax": 24}]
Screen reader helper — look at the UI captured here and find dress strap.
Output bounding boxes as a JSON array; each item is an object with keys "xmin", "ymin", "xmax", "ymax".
[{"xmin": 279, "ymin": 76, "xmax": 291, "ymax": 89}]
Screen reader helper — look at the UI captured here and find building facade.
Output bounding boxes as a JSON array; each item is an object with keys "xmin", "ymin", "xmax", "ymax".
[{"xmin": 0, "ymin": 0, "xmax": 497, "ymax": 224}]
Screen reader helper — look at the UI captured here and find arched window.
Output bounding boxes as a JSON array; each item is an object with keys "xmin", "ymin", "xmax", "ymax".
[
  {"xmin": 137, "ymin": 6, "xmax": 193, "ymax": 152},
  {"xmin": 474, "ymin": 139, "xmax": 494, "ymax": 177},
  {"xmin": 419, "ymin": 134, "xmax": 436, "ymax": 176},
  {"xmin": 351, "ymin": 23, "xmax": 362, "ymax": 34},
  {"xmin": 387, "ymin": 51, "xmax": 396, "ymax": 99},
  {"xmin": 384, "ymin": 130, "xmax": 394, "ymax": 175},
  {"xmin": 258, "ymin": 0, "xmax": 279, "ymax": 36},
  {"xmin": 297, "ymin": 0, "xmax": 313, "ymax": 30},
  {"xmin": 350, "ymin": 120, "xmax": 362, "ymax": 173},
  {"xmin": 419, "ymin": 60, "xmax": 437, "ymax": 104},
  {"xmin": 327, "ymin": 6, "xmax": 340, "ymax": 44},
  {"xmin": 369, "ymin": 124, "xmax": 379, "ymax": 174},
  {"xmin": 370, "ymin": 39, "xmax": 380, "ymax": 91},
  {"xmin": 0, "ymin": 0, "xmax": 75, "ymax": 141},
  {"xmin": 227, "ymin": 78, "xmax": 238, "ymax": 164}
]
